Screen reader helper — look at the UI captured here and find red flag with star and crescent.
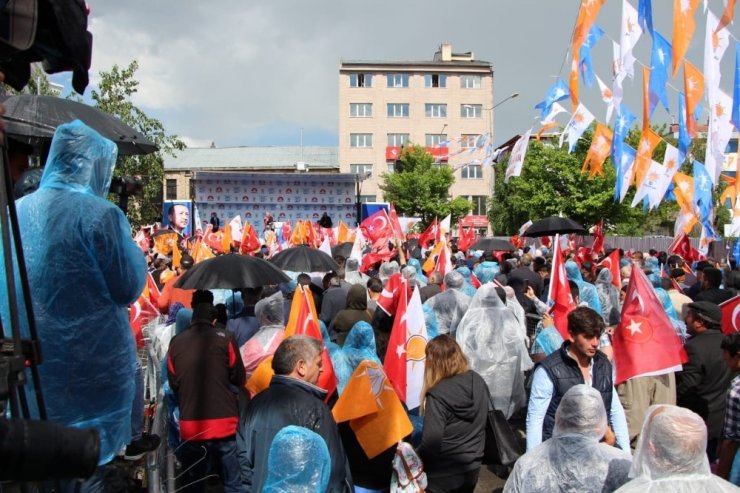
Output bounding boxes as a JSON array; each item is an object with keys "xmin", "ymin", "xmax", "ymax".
[
  {"xmin": 361, "ymin": 209, "xmax": 394, "ymax": 245},
  {"xmin": 597, "ymin": 249, "xmax": 621, "ymax": 288},
  {"xmin": 612, "ymin": 264, "xmax": 687, "ymax": 385},
  {"xmin": 548, "ymin": 234, "xmax": 577, "ymax": 339},
  {"xmin": 720, "ymin": 295, "xmax": 740, "ymax": 335}
]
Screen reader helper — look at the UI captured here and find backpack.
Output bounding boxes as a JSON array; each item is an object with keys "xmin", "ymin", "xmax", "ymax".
[{"xmin": 390, "ymin": 441, "xmax": 427, "ymax": 492}]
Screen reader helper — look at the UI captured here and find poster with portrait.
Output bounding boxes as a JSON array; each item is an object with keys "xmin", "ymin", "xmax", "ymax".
[{"xmin": 162, "ymin": 200, "xmax": 193, "ymax": 237}]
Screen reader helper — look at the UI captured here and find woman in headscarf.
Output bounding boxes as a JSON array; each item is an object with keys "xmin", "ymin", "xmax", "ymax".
[
  {"xmin": 456, "ymin": 283, "xmax": 533, "ymax": 418},
  {"xmin": 328, "ymin": 321, "xmax": 380, "ymax": 394},
  {"xmin": 329, "ymin": 284, "xmax": 372, "ymax": 346}
]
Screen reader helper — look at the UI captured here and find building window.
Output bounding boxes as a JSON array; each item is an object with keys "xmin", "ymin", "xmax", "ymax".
[
  {"xmin": 425, "ymin": 134, "xmax": 448, "ymax": 147},
  {"xmin": 350, "ymin": 164, "xmax": 373, "ymax": 176},
  {"xmin": 461, "ymin": 104, "xmax": 483, "ymax": 118},
  {"xmin": 461, "ymin": 134, "xmax": 479, "ymax": 148},
  {"xmin": 425, "ymin": 103, "xmax": 447, "ymax": 118},
  {"xmin": 387, "ymin": 103, "xmax": 409, "ymax": 118},
  {"xmin": 166, "ymin": 179, "xmax": 177, "ymax": 200},
  {"xmin": 387, "ymin": 73, "xmax": 409, "ymax": 88},
  {"xmin": 387, "ymin": 133, "xmax": 410, "ymax": 146},
  {"xmin": 350, "ymin": 133, "xmax": 373, "ymax": 147},
  {"xmin": 471, "ymin": 195, "xmax": 488, "ymax": 215},
  {"xmin": 359, "ymin": 195, "xmax": 377, "ymax": 203},
  {"xmin": 349, "ymin": 73, "xmax": 372, "ymax": 87},
  {"xmin": 461, "ymin": 164, "xmax": 483, "ymax": 179},
  {"xmin": 350, "ymin": 103, "xmax": 372, "ymax": 117},
  {"xmin": 424, "ymin": 74, "xmax": 447, "ymax": 88},
  {"xmin": 460, "ymin": 75, "xmax": 482, "ymax": 89}
]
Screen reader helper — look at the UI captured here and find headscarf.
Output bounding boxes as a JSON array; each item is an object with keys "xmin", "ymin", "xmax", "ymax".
[
  {"xmin": 566, "ymin": 260, "xmax": 604, "ymax": 317},
  {"xmin": 328, "ymin": 321, "xmax": 380, "ymax": 394}
]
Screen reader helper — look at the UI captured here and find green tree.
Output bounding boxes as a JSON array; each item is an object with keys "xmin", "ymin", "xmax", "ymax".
[
  {"xmin": 379, "ymin": 145, "xmax": 471, "ymax": 227},
  {"xmin": 6, "ymin": 64, "xmax": 57, "ymax": 96},
  {"xmin": 91, "ymin": 61, "xmax": 185, "ymax": 227}
]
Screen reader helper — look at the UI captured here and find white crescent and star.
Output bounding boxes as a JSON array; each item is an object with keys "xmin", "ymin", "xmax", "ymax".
[{"xmin": 732, "ymin": 303, "xmax": 740, "ymax": 332}]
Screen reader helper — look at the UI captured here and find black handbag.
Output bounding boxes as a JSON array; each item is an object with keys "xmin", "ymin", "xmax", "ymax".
[{"xmin": 482, "ymin": 398, "xmax": 523, "ymax": 467}]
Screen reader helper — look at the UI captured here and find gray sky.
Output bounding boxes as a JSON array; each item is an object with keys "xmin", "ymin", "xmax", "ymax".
[{"xmin": 63, "ymin": 1, "xmax": 740, "ymax": 148}]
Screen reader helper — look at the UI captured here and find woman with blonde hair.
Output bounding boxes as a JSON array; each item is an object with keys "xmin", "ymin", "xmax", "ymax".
[{"xmin": 417, "ymin": 335, "xmax": 490, "ymax": 493}]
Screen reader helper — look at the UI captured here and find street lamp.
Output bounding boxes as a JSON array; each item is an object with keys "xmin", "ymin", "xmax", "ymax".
[{"xmin": 492, "ymin": 92, "xmax": 519, "ymax": 109}]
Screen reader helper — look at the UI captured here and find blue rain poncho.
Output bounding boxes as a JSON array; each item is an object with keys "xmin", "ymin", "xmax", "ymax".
[
  {"xmin": 647, "ymin": 273, "xmax": 687, "ymax": 340},
  {"xmin": 474, "ymin": 260, "xmax": 500, "ymax": 284},
  {"xmin": 328, "ymin": 321, "xmax": 380, "ymax": 394},
  {"xmin": 263, "ymin": 425, "xmax": 332, "ymax": 493},
  {"xmin": 454, "ymin": 266, "xmax": 478, "ymax": 297},
  {"xmin": 423, "ymin": 271, "xmax": 471, "ymax": 335},
  {"xmin": 407, "ymin": 258, "xmax": 428, "ymax": 286},
  {"xmin": 1, "ymin": 121, "xmax": 146, "ymax": 463},
  {"xmin": 566, "ymin": 261, "xmax": 604, "ymax": 317}
]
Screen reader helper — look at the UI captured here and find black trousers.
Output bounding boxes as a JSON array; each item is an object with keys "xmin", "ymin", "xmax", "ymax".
[{"xmin": 425, "ymin": 469, "xmax": 480, "ymax": 493}]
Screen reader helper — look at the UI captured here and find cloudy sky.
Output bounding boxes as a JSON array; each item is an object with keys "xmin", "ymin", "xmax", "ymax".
[{"xmin": 57, "ymin": 1, "xmax": 740, "ymax": 148}]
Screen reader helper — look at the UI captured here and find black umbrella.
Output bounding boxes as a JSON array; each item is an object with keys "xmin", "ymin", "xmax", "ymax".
[
  {"xmin": 270, "ymin": 246, "xmax": 339, "ymax": 273},
  {"xmin": 521, "ymin": 217, "xmax": 587, "ymax": 237},
  {"xmin": 2, "ymin": 95, "xmax": 158, "ymax": 155},
  {"xmin": 331, "ymin": 242, "xmax": 353, "ymax": 258},
  {"xmin": 174, "ymin": 253, "xmax": 290, "ymax": 290},
  {"xmin": 469, "ymin": 237, "xmax": 516, "ymax": 252}
]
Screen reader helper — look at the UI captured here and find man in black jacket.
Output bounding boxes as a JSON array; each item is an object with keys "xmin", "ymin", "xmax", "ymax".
[
  {"xmin": 167, "ymin": 303, "xmax": 245, "ymax": 493},
  {"xmin": 238, "ymin": 336, "xmax": 352, "ymax": 492},
  {"xmin": 677, "ymin": 301, "xmax": 734, "ymax": 461}
]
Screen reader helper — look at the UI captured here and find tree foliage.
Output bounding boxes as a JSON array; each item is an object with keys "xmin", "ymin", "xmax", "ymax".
[
  {"xmin": 489, "ymin": 124, "xmax": 730, "ymax": 237},
  {"xmin": 91, "ymin": 61, "xmax": 185, "ymax": 227},
  {"xmin": 379, "ymin": 145, "xmax": 471, "ymax": 227}
]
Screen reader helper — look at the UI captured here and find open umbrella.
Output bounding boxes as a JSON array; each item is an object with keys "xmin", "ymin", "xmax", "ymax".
[
  {"xmin": 2, "ymin": 95, "xmax": 158, "ymax": 155},
  {"xmin": 271, "ymin": 246, "xmax": 339, "ymax": 273},
  {"xmin": 174, "ymin": 253, "xmax": 290, "ymax": 290},
  {"xmin": 469, "ymin": 237, "xmax": 516, "ymax": 252},
  {"xmin": 331, "ymin": 242, "xmax": 353, "ymax": 258},
  {"xmin": 521, "ymin": 217, "xmax": 587, "ymax": 237}
]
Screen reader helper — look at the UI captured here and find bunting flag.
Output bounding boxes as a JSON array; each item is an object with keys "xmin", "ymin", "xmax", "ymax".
[
  {"xmin": 560, "ymin": 104, "xmax": 594, "ymax": 153},
  {"xmin": 384, "ymin": 284, "xmax": 428, "ymax": 411},
  {"xmin": 706, "ymin": 90, "xmax": 734, "ymax": 185},
  {"xmin": 284, "ymin": 285, "xmax": 338, "ymax": 397},
  {"xmin": 642, "ymin": 66, "xmax": 651, "ymax": 128},
  {"xmin": 611, "ymin": 104, "xmax": 637, "ymax": 167},
  {"xmin": 547, "ymin": 234, "xmax": 576, "ymax": 340},
  {"xmin": 595, "ymin": 74, "xmax": 615, "ymax": 122},
  {"xmin": 582, "ymin": 122, "xmax": 613, "ymax": 178},
  {"xmin": 580, "ymin": 24, "xmax": 605, "ymax": 87},
  {"xmin": 673, "ymin": 172, "xmax": 696, "ymax": 213},
  {"xmin": 677, "ymin": 92, "xmax": 692, "ymax": 163},
  {"xmin": 716, "ymin": 0, "xmax": 737, "ymax": 33},
  {"xmin": 648, "ymin": 31, "xmax": 672, "ymax": 116},
  {"xmin": 616, "ymin": 144, "xmax": 638, "ymax": 203},
  {"xmin": 632, "ymin": 159, "xmax": 671, "ymax": 209},
  {"xmin": 332, "ymin": 361, "xmax": 414, "ymax": 459},
  {"xmin": 597, "ymin": 249, "xmax": 621, "ymax": 288},
  {"xmin": 618, "ymin": 0, "xmax": 643, "ymax": 81},
  {"xmin": 734, "ymin": 42, "xmax": 740, "ymax": 132},
  {"xmin": 693, "ymin": 160, "xmax": 714, "ymax": 223},
  {"xmin": 537, "ymin": 121, "xmax": 560, "ymax": 141},
  {"xmin": 570, "ymin": 0, "xmax": 606, "ymax": 107},
  {"xmin": 672, "ymin": 0, "xmax": 700, "ymax": 76},
  {"xmin": 633, "ymin": 127, "xmax": 662, "ymax": 188},
  {"xmin": 675, "ymin": 209, "xmax": 700, "ymax": 236},
  {"xmin": 638, "ymin": 0, "xmax": 654, "ymax": 35},
  {"xmin": 612, "ymin": 40, "xmax": 625, "ymax": 110},
  {"xmin": 660, "ymin": 144, "xmax": 682, "ymax": 199},
  {"xmin": 705, "ymin": 10, "xmax": 730, "ymax": 106},
  {"xmin": 534, "ymin": 79, "xmax": 570, "ymax": 121},
  {"xmin": 612, "ymin": 265, "xmax": 687, "ymax": 385},
  {"xmin": 541, "ymin": 101, "xmax": 568, "ymax": 125},
  {"xmin": 505, "ymin": 128, "xmax": 533, "ymax": 182},
  {"xmin": 699, "ymin": 216, "xmax": 720, "ymax": 257},
  {"xmin": 684, "ymin": 61, "xmax": 705, "ymax": 138}
]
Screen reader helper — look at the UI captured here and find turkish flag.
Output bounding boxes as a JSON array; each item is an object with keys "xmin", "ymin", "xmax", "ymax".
[
  {"xmin": 548, "ymin": 235, "xmax": 577, "ymax": 339},
  {"xmin": 130, "ymin": 289, "xmax": 158, "ymax": 349},
  {"xmin": 597, "ymin": 249, "xmax": 621, "ymax": 288},
  {"xmin": 470, "ymin": 272, "xmax": 481, "ymax": 289},
  {"xmin": 591, "ymin": 219, "xmax": 605, "ymax": 254},
  {"xmin": 457, "ymin": 222, "xmax": 477, "ymax": 252},
  {"xmin": 284, "ymin": 285, "xmax": 337, "ymax": 398},
  {"xmin": 240, "ymin": 222, "xmax": 261, "ymax": 254},
  {"xmin": 384, "ymin": 284, "xmax": 427, "ymax": 410},
  {"xmin": 668, "ymin": 231, "xmax": 700, "ymax": 263},
  {"xmin": 612, "ymin": 265, "xmax": 687, "ymax": 385},
  {"xmin": 720, "ymin": 295, "xmax": 740, "ymax": 335},
  {"xmin": 377, "ymin": 272, "xmax": 405, "ymax": 316},
  {"xmin": 434, "ymin": 243, "xmax": 454, "ymax": 278},
  {"xmin": 418, "ymin": 219, "xmax": 438, "ymax": 249},
  {"xmin": 388, "ymin": 204, "xmax": 405, "ymax": 241},
  {"xmin": 361, "ymin": 209, "xmax": 393, "ymax": 245},
  {"xmin": 146, "ymin": 272, "xmax": 161, "ymax": 307},
  {"xmin": 386, "ymin": 146, "xmax": 401, "ymax": 160}
]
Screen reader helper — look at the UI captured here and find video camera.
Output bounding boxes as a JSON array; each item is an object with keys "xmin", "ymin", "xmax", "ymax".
[{"xmin": 0, "ymin": 0, "xmax": 102, "ymax": 483}]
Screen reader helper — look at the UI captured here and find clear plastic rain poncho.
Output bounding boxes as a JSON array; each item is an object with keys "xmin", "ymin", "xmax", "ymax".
[
  {"xmin": 344, "ymin": 257, "xmax": 368, "ymax": 285},
  {"xmin": 614, "ymin": 405, "xmax": 739, "ymax": 492},
  {"xmin": 595, "ymin": 268, "xmax": 621, "ymax": 326},
  {"xmin": 647, "ymin": 273, "xmax": 687, "ymax": 340},
  {"xmin": 0, "ymin": 120, "xmax": 147, "ymax": 464},
  {"xmin": 379, "ymin": 261, "xmax": 400, "ymax": 284},
  {"xmin": 263, "ymin": 425, "xmax": 332, "ymax": 493},
  {"xmin": 423, "ymin": 271, "xmax": 471, "ymax": 335},
  {"xmin": 503, "ymin": 285, "xmax": 529, "ymax": 345},
  {"xmin": 504, "ymin": 385, "xmax": 632, "ymax": 493},
  {"xmin": 240, "ymin": 292, "xmax": 285, "ymax": 375},
  {"xmin": 407, "ymin": 258, "xmax": 428, "ymax": 286},
  {"xmin": 328, "ymin": 321, "xmax": 380, "ymax": 394},
  {"xmin": 474, "ymin": 260, "xmax": 500, "ymax": 284},
  {"xmin": 456, "ymin": 283, "xmax": 533, "ymax": 418},
  {"xmin": 566, "ymin": 261, "xmax": 604, "ymax": 317},
  {"xmin": 422, "ymin": 304, "xmax": 439, "ymax": 339},
  {"xmin": 454, "ymin": 265, "xmax": 477, "ymax": 297}
]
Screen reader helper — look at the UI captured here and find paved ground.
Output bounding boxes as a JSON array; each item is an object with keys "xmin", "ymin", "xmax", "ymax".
[{"xmin": 475, "ymin": 465, "xmax": 507, "ymax": 492}]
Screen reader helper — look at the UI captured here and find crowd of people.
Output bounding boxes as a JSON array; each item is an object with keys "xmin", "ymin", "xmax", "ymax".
[{"xmin": 2, "ymin": 121, "xmax": 740, "ymax": 492}]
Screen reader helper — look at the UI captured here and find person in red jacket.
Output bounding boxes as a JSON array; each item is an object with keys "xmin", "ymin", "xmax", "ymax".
[{"xmin": 167, "ymin": 303, "xmax": 246, "ymax": 493}]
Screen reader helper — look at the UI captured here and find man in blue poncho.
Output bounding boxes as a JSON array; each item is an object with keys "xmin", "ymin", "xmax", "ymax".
[{"xmin": 5, "ymin": 121, "xmax": 147, "ymax": 481}]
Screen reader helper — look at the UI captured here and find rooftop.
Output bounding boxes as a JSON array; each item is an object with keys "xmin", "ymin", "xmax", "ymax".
[{"xmin": 163, "ymin": 146, "xmax": 339, "ymax": 171}]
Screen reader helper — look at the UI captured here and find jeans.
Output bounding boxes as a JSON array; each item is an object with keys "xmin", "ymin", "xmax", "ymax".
[{"xmin": 177, "ymin": 437, "xmax": 244, "ymax": 493}]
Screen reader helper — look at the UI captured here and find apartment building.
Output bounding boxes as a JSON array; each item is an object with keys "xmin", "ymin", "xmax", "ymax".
[{"xmin": 339, "ymin": 43, "xmax": 495, "ymax": 229}]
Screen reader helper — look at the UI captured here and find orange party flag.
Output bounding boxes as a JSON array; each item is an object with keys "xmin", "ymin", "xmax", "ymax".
[
  {"xmin": 172, "ymin": 243, "xmax": 182, "ymax": 269},
  {"xmin": 220, "ymin": 220, "xmax": 233, "ymax": 253},
  {"xmin": 672, "ymin": 0, "xmax": 700, "ymax": 76},
  {"xmin": 633, "ymin": 127, "xmax": 662, "ymax": 187},
  {"xmin": 683, "ymin": 60, "xmax": 704, "ymax": 138},
  {"xmin": 582, "ymin": 122, "xmax": 613, "ymax": 178}
]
